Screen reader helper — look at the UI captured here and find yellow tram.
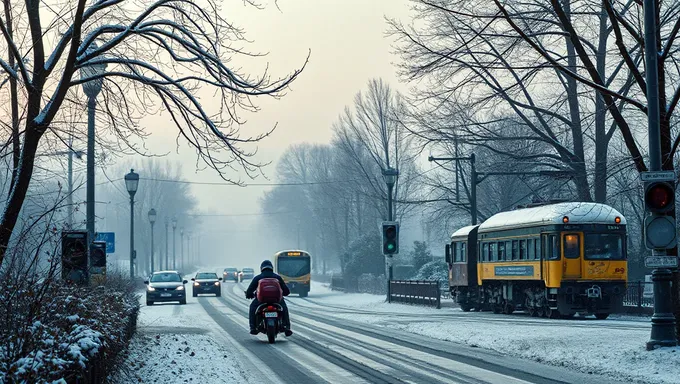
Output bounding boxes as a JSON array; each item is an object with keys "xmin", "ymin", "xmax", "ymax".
[{"xmin": 446, "ymin": 202, "xmax": 627, "ymax": 319}]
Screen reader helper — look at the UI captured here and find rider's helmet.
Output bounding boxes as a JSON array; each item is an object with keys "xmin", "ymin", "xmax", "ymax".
[{"xmin": 260, "ymin": 260, "xmax": 274, "ymax": 272}]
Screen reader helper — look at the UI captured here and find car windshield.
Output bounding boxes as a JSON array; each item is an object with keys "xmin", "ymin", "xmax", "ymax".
[
  {"xmin": 150, "ymin": 273, "xmax": 181, "ymax": 282},
  {"xmin": 277, "ymin": 257, "xmax": 311, "ymax": 277},
  {"xmin": 584, "ymin": 234, "xmax": 625, "ymax": 260},
  {"xmin": 196, "ymin": 273, "xmax": 218, "ymax": 279},
  {"xmin": 243, "ymin": 268, "xmax": 253, "ymax": 272},
  {"xmin": 224, "ymin": 268, "xmax": 237, "ymax": 272}
]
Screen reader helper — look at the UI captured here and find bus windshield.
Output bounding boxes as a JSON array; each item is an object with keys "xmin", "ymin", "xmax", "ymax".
[
  {"xmin": 277, "ymin": 257, "xmax": 310, "ymax": 278},
  {"xmin": 584, "ymin": 234, "xmax": 624, "ymax": 260}
]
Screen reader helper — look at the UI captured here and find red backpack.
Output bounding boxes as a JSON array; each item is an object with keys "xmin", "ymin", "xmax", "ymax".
[{"xmin": 257, "ymin": 278, "xmax": 283, "ymax": 303}]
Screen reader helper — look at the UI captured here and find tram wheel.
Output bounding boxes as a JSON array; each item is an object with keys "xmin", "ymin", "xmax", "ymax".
[
  {"xmin": 528, "ymin": 306, "xmax": 538, "ymax": 317},
  {"xmin": 502, "ymin": 303, "xmax": 515, "ymax": 315},
  {"xmin": 546, "ymin": 307, "xmax": 560, "ymax": 319}
]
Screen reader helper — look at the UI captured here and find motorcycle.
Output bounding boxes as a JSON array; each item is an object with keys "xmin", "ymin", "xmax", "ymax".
[
  {"xmin": 255, "ymin": 302, "xmax": 284, "ymax": 343},
  {"xmin": 245, "ymin": 290, "xmax": 285, "ymax": 344}
]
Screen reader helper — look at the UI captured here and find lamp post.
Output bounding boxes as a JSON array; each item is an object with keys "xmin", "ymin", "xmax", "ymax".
[
  {"xmin": 125, "ymin": 169, "xmax": 139, "ymax": 278},
  {"xmin": 165, "ymin": 217, "xmax": 169, "ymax": 270},
  {"xmin": 172, "ymin": 217, "xmax": 177, "ymax": 270},
  {"xmin": 382, "ymin": 167, "xmax": 399, "ymax": 302},
  {"xmin": 80, "ymin": 42, "xmax": 106, "ymax": 282},
  {"xmin": 148, "ymin": 208, "xmax": 157, "ymax": 273},
  {"xmin": 187, "ymin": 232, "xmax": 192, "ymax": 267},
  {"xmin": 180, "ymin": 227, "xmax": 184, "ymax": 272}
]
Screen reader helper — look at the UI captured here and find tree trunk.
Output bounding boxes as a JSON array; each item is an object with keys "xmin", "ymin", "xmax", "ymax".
[
  {"xmin": 0, "ymin": 131, "xmax": 40, "ymax": 264},
  {"xmin": 593, "ymin": 7, "xmax": 610, "ymax": 203}
]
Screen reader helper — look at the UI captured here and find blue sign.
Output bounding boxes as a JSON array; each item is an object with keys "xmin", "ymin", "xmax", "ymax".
[
  {"xmin": 95, "ymin": 232, "xmax": 115, "ymax": 253},
  {"xmin": 494, "ymin": 265, "xmax": 534, "ymax": 276}
]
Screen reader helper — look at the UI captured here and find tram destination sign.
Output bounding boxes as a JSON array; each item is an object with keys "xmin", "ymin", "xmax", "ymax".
[
  {"xmin": 640, "ymin": 171, "xmax": 676, "ymax": 182},
  {"xmin": 644, "ymin": 256, "xmax": 679, "ymax": 268}
]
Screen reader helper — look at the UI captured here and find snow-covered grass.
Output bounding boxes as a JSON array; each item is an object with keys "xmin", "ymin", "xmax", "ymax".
[
  {"xmin": 308, "ymin": 280, "xmax": 680, "ymax": 384},
  {"xmin": 111, "ymin": 333, "xmax": 246, "ymax": 383}
]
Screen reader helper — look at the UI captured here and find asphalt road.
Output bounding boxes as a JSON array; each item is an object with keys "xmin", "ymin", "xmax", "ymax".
[{"xmin": 139, "ymin": 280, "xmax": 630, "ymax": 384}]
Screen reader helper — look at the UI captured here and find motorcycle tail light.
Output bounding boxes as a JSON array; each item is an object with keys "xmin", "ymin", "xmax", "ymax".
[{"xmin": 267, "ymin": 306, "xmax": 275, "ymax": 311}]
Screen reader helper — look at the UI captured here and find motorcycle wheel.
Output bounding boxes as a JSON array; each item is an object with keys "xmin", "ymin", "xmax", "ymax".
[{"xmin": 266, "ymin": 326, "xmax": 276, "ymax": 344}]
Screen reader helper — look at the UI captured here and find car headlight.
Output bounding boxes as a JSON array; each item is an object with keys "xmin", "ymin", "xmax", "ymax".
[
  {"xmin": 176, "ymin": 286, "xmax": 184, "ymax": 291},
  {"xmin": 193, "ymin": 282, "xmax": 200, "ymax": 286},
  {"xmin": 147, "ymin": 286, "xmax": 155, "ymax": 292},
  {"xmin": 214, "ymin": 281, "xmax": 220, "ymax": 286}
]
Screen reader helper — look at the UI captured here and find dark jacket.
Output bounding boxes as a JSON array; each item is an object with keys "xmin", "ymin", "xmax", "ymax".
[{"xmin": 246, "ymin": 269, "xmax": 290, "ymax": 299}]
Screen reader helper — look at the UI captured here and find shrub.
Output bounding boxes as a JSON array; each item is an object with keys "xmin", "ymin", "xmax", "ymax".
[{"xmin": 413, "ymin": 260, "xmax": 449, "ymax": 289}]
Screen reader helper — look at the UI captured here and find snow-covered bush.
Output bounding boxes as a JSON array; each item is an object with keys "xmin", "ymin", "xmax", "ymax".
[
  {"xmin": 413, "ymin": 260, "xmax": 449, "ymax": 289},
  {"xmin": 0, "ymin": 270, "xmax": 140, "ymax": 383}
]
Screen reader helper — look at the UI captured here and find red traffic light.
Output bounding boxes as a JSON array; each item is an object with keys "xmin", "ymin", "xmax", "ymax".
[
  {"xmin": 385, "ymin": 226, "xmax": 397, "ymax": 239},
  {"xmin": 645, "ymin": 182, "xmax": 675, "ymax": 213}
]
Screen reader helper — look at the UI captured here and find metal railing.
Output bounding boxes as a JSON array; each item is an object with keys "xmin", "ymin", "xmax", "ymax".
[
  {"xmin": 622, "ymin": 281, "xmax": 654, "ymax": 314},
  {"xmin": 390, "ymin": 280, "xmax": 441, "ymax": 309}
]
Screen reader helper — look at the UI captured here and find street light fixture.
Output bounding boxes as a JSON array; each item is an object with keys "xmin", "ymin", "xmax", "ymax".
[
  {"xmin": 80, "ymin": 41, "xmax": 107, "ymax": 283},
  {"xmin": 125, "ymin": 169, "xmax": 139, "ymax": 278},
  {"xmin": 172, "ymin": 217, "xmax": 177, "ymax": 270},
  {"xmin": 148, "ymin": 208, "xmax": 157, "ymax": 273}
]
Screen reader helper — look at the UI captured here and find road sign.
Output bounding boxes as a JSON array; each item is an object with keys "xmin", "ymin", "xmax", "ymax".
[
  {"xmin": 641, "ymin": 171, "xmax": 676, "ymax": 182},
  {"xmin": 95, "ymin": 232, "xmax": 115, "ymax": 253},
  {"xmin": 645, "ymin": 256, "xmax": 679, "ymax": 268}
]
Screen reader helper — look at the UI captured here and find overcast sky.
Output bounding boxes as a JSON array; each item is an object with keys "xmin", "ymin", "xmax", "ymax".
[{"xmin": 98, "ymin": 0, "xmax": 414, "ymax": 262}]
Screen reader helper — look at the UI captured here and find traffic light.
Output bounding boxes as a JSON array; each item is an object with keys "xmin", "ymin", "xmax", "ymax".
[
  {"xmin": 382, "ymin": 222, "xmax": 399, "ymax": 255},
  {"xmin": 643, "ymin": 181, "xmax": 676, "ymax": 250},
  {"xmin": 61, "ymin": 231, "xmax": 87, "ymax": 282},
  {"xmin": 91, "ymin": 241, "xmax": 107, "ymax": 267}
]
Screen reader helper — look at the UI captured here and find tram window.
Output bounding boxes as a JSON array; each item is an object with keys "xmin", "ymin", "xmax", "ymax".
[
  {"xmin": 535, "ymin": 238, "xmax": 541, "ymax": 260},
  {"xmin": 482, "ymin": 243, "xmax": 489, "ymax": 261},
  {"xmin": 548, "ymin": 235, "xmax": 560, "ymax": 260},
  {"xmin": 497, "ymin": 242, "xmax": 505, "ymax": 261},
  {"xmin": 511, "ymin": 241, "xmax": 519, "ymax": 260},
  {"xmin": 519, "ymin": 240, "xmax": 526, "ymax": 260},
  {"xmin": 564, "ymin": 234, "xmax": 580, "ymax": 259},
  {"xmin": 461, "ymin": 242, "xmax": 467, "ymax": 262},
  {"xmin": 506, "ymin": 241, "xmax": 512, "ymax": 260},
  {"xmin": 490, "ymin": 242, "xmax": 498, "ymax": 261},
  {"xmin": 526, "ymin": 239, "xmax": 534, "ymax": 259}
]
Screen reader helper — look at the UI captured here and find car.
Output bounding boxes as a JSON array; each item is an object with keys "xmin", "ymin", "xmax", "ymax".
[
  {"xmin": 240, "ymin": 267, "xmax": 255, "ymax": 280},
  {"xmin": 223, "ymin": 267, "xmax": 239, "ymax": 282},
  {"xmin": 145, "ymin": 271, "xmax": 188, "ymax": 306},
  {"xmin": 192, "ymin": 272, "xmax": 222, "ymax": 297}
]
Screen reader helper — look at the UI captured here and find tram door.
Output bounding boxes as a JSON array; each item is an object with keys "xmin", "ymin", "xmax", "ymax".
[{"xmin": 562, "ymin": 233, "xmax": 582, "ymax": 279}]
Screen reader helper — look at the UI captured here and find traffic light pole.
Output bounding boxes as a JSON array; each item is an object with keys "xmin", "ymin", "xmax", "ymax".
[
  {"xmin": 387, "ymin": 182, "xmax": 394, "ymax": 303},
  {"xmin": 643, "ymin": 0, "xmax": 677, "ymax": 350}
]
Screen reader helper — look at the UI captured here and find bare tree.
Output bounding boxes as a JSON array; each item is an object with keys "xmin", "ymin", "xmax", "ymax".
[{"xmin": 0, "ymin": 0, "xmax": 307, "ymax": 265}]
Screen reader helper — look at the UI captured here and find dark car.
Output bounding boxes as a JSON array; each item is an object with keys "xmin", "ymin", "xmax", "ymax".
[
  {"xmin": 192, "ymin": 272, "xmax": 222, "ymax": 297},
  {"xmin": 145, "ymin": 271, "xmax": 188, "ymax": 306},
  {"xmin": 240, "ymin": 267, "xmax": 255, "ymax": 280},
  {"xmin": 223, "ymin": 267, "xmax": 239, "ymax": 282}
]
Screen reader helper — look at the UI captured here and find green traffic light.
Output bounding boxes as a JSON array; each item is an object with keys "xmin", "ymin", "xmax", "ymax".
[{"xmin": 387, "ymin": 244, "xmax": 395, "ymax": 250}]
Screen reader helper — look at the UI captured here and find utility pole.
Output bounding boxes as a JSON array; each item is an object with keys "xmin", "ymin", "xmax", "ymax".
[
  {"xmin": 165, "ymin": 218, "xmax": 169, "ymax": 270},
  {"xmin": 642, "ymin": 0, "xmax": 677, "ymax": 350},
  {"xmin": 67, "ymin": 138, "xmax": 74, "ymax": 229}
]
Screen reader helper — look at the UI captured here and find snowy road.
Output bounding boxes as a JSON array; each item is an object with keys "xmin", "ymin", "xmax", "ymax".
[{"xmin": 117, "ymin": 279, "xmax": 636, "ymax": 384}]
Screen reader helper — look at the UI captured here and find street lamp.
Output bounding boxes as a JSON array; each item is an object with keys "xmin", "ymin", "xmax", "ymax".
[
  {"xmin": 382, "ymin": 167, "xmax": 399, "ymax": 303},
  {"xmin": 172, "ymin": 217, "xmax": 177, "ymax": 270},
  {"xmin": 180, "ymin": 227, "xmax": 184, "ymax": 272},
  {"xmin": 125, "ymin": 169, "xmax": 139, "ymax": 278},
  {"xmin": 165, "ymin": 217, "xmax": 169, "ymax": 270},
  {"xmin": 80, "ymin": 41, "xmax": 107, "ymax": 283},
  {"xmin": 187, "ymin": 232, "xmax": 192, "ymax": 267},
  {"xmin": 148, "ymin": 208, "xmax": 157, "ymax": 273}
]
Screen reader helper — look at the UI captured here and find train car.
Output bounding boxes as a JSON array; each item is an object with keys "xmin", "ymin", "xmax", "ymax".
[
  {"xmin": 446, "ymin": 225, "xmax": 480, "ymax": 312},
  {"xmin": 445, "ymin": 202, "xmax": 628, "ymax": 319},
  {"xmin": 273, "ymin": 250, "xmax": 312, "ymax": 297}
]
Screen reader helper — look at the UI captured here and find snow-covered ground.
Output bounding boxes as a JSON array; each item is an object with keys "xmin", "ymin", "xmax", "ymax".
[
  {"xmin": 300, "ymin": 281, "xmax": 680, "ymax": 384},
  {"xmin": 110, "ymin": 281, "xmax": 249, "ymax": 383}
]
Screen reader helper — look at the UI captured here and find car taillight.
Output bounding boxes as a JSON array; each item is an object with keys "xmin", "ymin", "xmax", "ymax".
[{"xmin": 267, "ymin": 306, "xmax": 275, "ymax": 311}]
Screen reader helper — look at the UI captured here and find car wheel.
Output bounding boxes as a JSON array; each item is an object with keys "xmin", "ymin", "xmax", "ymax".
[
  {"xmin": 146, "ymin": 301, "xmax": 153, "ymax": 306},
  {"xmin": 216, "ymin": 291, "xmax": 221, "ymax": 297},
  {"xmin": 179, "ymin": 299, "xmax": 187, "ymax": 305},
  {"xmin": 193, "ymin": 292, "xmax": 197, "ymax": 297}
]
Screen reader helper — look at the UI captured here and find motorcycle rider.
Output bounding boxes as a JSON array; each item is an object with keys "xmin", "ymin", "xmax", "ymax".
[{"xmin": 245, "ymin": 260, "xmax": 293, "ymax": 337}]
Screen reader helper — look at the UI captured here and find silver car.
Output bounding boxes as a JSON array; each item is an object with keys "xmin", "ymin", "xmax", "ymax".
[{"xmin": 145, "ymin": 271, "xmax": 188, "ymax": 306}]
